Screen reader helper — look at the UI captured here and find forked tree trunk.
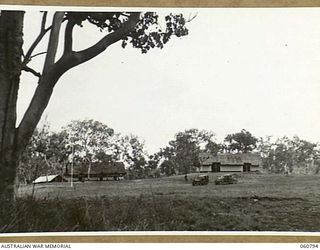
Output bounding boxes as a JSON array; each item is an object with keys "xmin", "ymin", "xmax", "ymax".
[
  {"xmin": 0, "ymin": 11, "xmax": 141, "ymax": 200},
  {"xmin": 0, "ymin": 11, "xmax": 24, "ymax": 200}
]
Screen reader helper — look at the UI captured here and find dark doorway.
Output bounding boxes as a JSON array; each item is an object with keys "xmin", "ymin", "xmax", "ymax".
[
  {"xmin": 243, "ymin": 163, "xmax": 251, "ymax": 172},
  {"xmin": 212, "ymin": 162, "xmax": 221, "ymax": 172}
]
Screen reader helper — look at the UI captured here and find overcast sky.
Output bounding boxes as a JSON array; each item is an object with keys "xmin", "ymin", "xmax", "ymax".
[{"xmin": 16, "ymin": 7, "xmax": 320, "ymax": 153}]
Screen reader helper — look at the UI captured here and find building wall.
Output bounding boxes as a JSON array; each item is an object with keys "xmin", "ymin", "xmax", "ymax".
[
  {"xmin": 250, "ymin": 165, "xmax": 260, "ymax": 172},
  {"xmin": 220, "ymin": 165, "xmax": 243, "ymax": 172},
  {"xmin": 200, "ymin": 164, "xmax": 260, "ymax": 172},
  {"xmin": 200, "ymin": 165, "xmax": 211, "ymax": 172}
]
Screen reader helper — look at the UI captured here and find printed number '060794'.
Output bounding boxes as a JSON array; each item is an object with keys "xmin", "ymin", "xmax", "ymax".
[{"xmin": 300, "ymin": 244, "xmax": 319, "ymax": 248}]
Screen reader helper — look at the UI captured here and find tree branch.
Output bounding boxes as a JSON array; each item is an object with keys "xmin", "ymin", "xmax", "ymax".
[
  {"xmin": 17, "ymin": 67, "xmax": 62, "ymax": 151},
  {"xmin": 42, "ymin": 11, "xmax": 65, "ymax": 75},
  {"xmin": 22, "ymin": 12, "xmax": 50, "ymax": 66},
  {"xmin": 22, "ymin": 65, "xmax": 41, "ymax": 78},
  {"xmin": 17, "ymin": 12, "xmax": 141, "ymax": 151},
  {"xmin": 29, "ymin": 51, "xmax": 47, "ymax": 59},
  {"xmin": 40, "ymin": 11, "xmax": 47, "ymax": 30},
  {"xmin": 63, "ymin": 20, "xmax": 75, "ymax": 56},
  {"xmin": 65, "ymin": 12, "xmax": 141, "ymax": 68},
  {"xmin": 186, "ymin": 13, "xmax": 198, "ymax": 23}
]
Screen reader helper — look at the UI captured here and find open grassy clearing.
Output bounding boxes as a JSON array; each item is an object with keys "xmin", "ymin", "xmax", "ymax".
[
  {"xmin": 17, "ymin": 173, "xmax": 320, "ymax": 200},
  {"xmin": 7, "ymin": 173, "xmax": 320, "ymax": 232}
]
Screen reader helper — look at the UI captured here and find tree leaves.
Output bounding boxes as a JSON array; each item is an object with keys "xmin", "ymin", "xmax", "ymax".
[
  {"xmin": 259, "ymin": 136, "xmax": 319, "ymax": 174},
  {"xmin": 127, "ymin": 13, "xmax": 189, "ymax": 53},
  {"xmin": 158, "ymin": 128, "xmax": 218, "ymax": 175},
  {"xmin": 224, "ymin": 129, "xmax": 258, "ymax": 153},
  {"xmin": 63, "ymin": 119, "xmax": 114, "ymax": 163},
  {"xmin": 65, "ymin": 11, "xmax": 190, "ymax": 53}
]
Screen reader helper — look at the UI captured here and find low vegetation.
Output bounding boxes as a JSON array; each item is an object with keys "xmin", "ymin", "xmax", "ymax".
[{"xmin": 2, "ymin": 173, "xmax": 319, "ymax": 232}]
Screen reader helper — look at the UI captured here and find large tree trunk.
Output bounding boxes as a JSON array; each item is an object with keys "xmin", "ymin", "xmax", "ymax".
[{"xmin": 0, "ymin": 11, "xmax": 24, "ymax": 200}]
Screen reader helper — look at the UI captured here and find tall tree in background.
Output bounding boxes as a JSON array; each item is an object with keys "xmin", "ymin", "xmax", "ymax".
[
  {"xmin": 261, "ymin": 136, "xmax": 319, "ymax": 174},
  {"xmin": 160, "ymin": 129, "xmax": 217, "ymax": 174},
  {"xmin": 224, "ymin": 129, "xmax": 258, "ymax": 153},
  {"xmin": 45, "ymin": 130, "xmax": 71, "ymax": 175},
  {"xmin": 256, "ymin": 135, "xmax": 274, "ymax": 171},
  {"xmin": 121, "ymin": 134, "xmax": 148, "ymax": 179},
  {"xmin": 63, "ymin": 119, "xmax": 114, "ymax": 179},
  {"xmin": 18, "ymin": 124, "xmax": 70, "ymax": 183},
  {"xmin": 204, "ymin": 140, "xmax": 222, "ymax": 156},
  {"xmin": 0, "ymin": 10, "xmax": 190, "ymax": 198},
  {"xmin": 159, "ymin": 160, "xmax": 176, "ymax": 176},
  {"xmin": 146, "ymin": 153, "xmax": 161, "ymax": 177}
]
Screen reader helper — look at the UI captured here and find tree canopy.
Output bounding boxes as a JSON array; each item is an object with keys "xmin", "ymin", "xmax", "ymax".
[
  {"xmin": 224, "ymin": 129, "xmax": 258, "ymax": 153},
  {"xmin": 158, "ymin": 129, "xmax": 218, "ymax": 175}
]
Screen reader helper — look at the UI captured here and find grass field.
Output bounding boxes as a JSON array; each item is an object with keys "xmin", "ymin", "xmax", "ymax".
[{"xmin": 8, "ymin": 173, "xmax": 320, "ymax": 232}]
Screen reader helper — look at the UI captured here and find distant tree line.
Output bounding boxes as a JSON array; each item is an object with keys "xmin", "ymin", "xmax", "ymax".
[
  {"xmin": 18, "ymin": 120, "xmax": 320, "ymax": 183},
  {"xmin": 18, "ymin": 119, "xmax": 150, "ymax": 183},
  {"xmin": 258, "ymin": 135, "xmax": 320, "ymax": 174}
]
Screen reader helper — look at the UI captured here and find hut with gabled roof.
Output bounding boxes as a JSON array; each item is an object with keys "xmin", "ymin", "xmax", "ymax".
[
  {"xmin": 199, "ymin": 152, "xmax": 262, "ymax": 173},
  {"xmin": 66, "ymin": 161, "xmax": 126, "ymax": 181}
]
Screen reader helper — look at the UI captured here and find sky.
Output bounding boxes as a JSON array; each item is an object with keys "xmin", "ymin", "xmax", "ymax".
[{"xmin": 16, "ymin": 7, "xmax": 320, "ymax": 153}]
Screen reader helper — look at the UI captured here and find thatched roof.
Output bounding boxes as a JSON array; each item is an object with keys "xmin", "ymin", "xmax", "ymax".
[
  {"xmin": 74, "ymin": 162, "xmax": 126, "ymax": 174},
  {"xmin": 200, "ymin": 152, "xmax": 262, "ymax": 166}
]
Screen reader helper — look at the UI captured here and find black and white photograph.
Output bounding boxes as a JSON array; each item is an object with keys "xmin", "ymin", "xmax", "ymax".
[{"xmin": 1, "ymin": 6, "xmax": 320, "ymax": 234}]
